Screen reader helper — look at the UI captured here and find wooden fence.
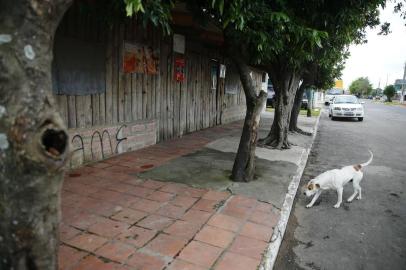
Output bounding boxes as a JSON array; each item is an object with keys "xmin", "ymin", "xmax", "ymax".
[{"xmin": 53, "ymin": 5, "xmax": 263, "ymax": 145}]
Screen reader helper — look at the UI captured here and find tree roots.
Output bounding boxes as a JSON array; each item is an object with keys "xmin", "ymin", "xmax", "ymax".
[
  {"xmin": 289, "ymin": 127, "xmax": 313, "ymax": 136},
  {"xmin": 257, "ymin": 135, "xmax": 292, "ymax": 150}
]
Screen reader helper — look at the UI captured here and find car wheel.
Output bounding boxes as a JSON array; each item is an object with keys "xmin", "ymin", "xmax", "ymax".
[
  {"xmin": 358, "ymin": 117, "xmax": 363, "ymax": 121},
  {"xmin": 331, "ymin": 116, "xmax": 336, "ymax": 120}
]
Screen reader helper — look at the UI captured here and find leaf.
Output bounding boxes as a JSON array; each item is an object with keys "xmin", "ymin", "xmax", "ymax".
[
  {"xmin": 219, "ymin": 0, "xmax": 224, "ymax": 15},
  {"xmin": 238, "ymin": 16, "xmax": 244, "ymax": 29},
  {"xmin": 258, "ymin": 44, "xmax": 263, "ymax": 51},
  {"xmin": 223, "ymin": 18, "xmax": 231, "ymax": 29},
  {"xmin": 315, "ymin": 36, "xmax": 322, "ymax": 48},
  {"xmin": 126, "ymin": 2, "xmax": 133, "ymax": 16}
]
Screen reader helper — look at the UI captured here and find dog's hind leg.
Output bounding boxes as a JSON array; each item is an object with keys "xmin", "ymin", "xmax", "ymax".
[
  {"xmin": 347, "ymin": 176, "xmax": 361, "ymax": 202},
  {"xmin": 347, "ymin": 188, "xmax": 358, "ymax": 202},
  {"xmin": 356, "ymin": 185, "xmax": 362, "ymax": 200},
  {"xmin": 354, "ymin": 172, "xmax": 363, "ymax": 200},
  {"xmin": 334, "ymin": 187, "xmax": 343, "ymax": 208}
]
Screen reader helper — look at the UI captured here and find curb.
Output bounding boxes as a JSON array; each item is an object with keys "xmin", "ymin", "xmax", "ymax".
[{"xmin": 259, "ymin": 112, "xmax": 322, "ymax": 270}]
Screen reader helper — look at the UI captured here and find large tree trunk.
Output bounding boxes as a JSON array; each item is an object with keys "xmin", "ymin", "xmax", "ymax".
[
  {"xmin": 231, "ymin": 92, "xmax": 267, "ymax": 182},
  {"xmin": 0, "ymin": 1, "xmax": 72, "ymax": 269},
  {"xmin": 259, "ymin": 68, "xmax": 301, "ymax": 149},
  {"xmin": 289, "ymin": 84, "xmax": 312, "ymax": 135},
  {"xmin": 228, "ymin": 52, "xmax": 267, "ymax": 182}
]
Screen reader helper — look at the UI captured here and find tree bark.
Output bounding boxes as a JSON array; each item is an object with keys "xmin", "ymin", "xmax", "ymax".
[
  {"xmin": 227, "ymin": 50, "xmax": 267, "ymax": 182},
  {"xmin": 306, "ymin": 88, "xmax": 313, "ymax": 117},
  {"xmin": 231, "ymin": 91, "xmax": 267, "ymax": 182},
  {"xmin": 259, "ymin": 67, "xmax": 301, "ymax": 149},
  {"xmin": 0, "ymin": 0, "xmax": 72, "ymax": 269},
  {"xmin": 289, "ymin": 84, "xmax": 312, "ymax": 135}
]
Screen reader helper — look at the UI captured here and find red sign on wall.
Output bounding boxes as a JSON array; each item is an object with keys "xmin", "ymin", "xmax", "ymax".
[
  {"xmin": 123, "ymin": 42, "xmax": 159, "ymax": 75},
  {"xmin": 174, "ymin": 57, "xmax": 185, "ymax": 82}
]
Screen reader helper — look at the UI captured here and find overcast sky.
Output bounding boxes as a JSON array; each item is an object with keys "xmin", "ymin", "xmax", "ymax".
[{"xmin": 341, "ymin": 3, "xmax": 406, "ymax": 89}]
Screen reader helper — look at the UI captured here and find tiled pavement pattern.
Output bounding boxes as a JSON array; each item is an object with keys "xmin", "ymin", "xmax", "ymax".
[{"xmin": 59, "ymin": 122, "xmax": 280, "ymax": 270}]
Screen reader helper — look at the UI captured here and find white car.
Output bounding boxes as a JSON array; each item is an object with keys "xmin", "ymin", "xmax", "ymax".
[
  {"xmin": 329, "ymin": 95, "xmax": 365, "ymax": 121},
  {"xmin": 325, "ymin": 88, "xmax": 344, "ymax": 105}
]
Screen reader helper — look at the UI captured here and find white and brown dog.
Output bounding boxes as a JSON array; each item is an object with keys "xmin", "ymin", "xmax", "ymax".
[{"xmin": 304, "ymin": 150, "xmax": 373, "ymax": 208}]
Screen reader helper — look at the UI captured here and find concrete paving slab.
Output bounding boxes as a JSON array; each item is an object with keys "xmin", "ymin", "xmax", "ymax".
[
  {"xmin": 137, "ymin": 148, "xmax": 297, "ymax": 208},
  {"xmin": 206, "ymin": 137, "xmax": 305, "ymax": 166}
]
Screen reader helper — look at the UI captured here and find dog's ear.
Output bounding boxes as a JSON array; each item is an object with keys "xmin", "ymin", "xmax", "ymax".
[{"xmin": 315, "ymin": 183, "xmax": 320, "ymax": 188}]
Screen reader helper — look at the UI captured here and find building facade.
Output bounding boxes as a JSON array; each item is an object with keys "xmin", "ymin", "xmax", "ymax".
[{"xmin": 52, "ymin": 2, "xmax": 263, "ymax": 168}]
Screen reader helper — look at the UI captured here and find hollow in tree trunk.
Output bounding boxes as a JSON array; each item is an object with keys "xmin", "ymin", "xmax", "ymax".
[
  {"xmin": 0, "ymin": 0, "xmax": 72, "ymax": 269},
  {"xmin": 289, "ymin": 84, "xmax": 312, "ymax": 136},
  {"xmin": 259, "ymin": 69, "xmax": 301, "ymax": 149}
]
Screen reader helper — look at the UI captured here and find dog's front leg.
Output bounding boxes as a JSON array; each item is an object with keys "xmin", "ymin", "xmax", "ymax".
[
  {"xmin": 306, "ymin": 190, "xmax": 322, "ymax": 208},
  {"xmin": 334, "ymin": 187, "xmax": 343, "ymax": 208},
  {"xmin": 347, "ymin": 189, "xmax": 358, "ymax": 202}
]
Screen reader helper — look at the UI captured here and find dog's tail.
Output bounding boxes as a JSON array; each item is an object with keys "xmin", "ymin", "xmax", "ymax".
[{"xmin": 360, "ymin": 150, "xmax": 373, "ymax": 168}]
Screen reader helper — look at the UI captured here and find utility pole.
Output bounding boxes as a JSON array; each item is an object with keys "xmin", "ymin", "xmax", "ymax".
[{"xmin": 402, "ymin": 62, "xmax": 406, "ymax": 103}]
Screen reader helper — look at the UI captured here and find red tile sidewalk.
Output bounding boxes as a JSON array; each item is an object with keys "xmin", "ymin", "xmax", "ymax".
[{"xmin": 59, "ymin": 122, "xmax": 280, "ymax": 270}]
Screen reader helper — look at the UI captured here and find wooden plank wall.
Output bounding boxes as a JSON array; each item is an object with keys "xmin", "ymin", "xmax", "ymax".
[{"xmin": 54, "ymin": 7, "xmax": 262, "ymax": 143}]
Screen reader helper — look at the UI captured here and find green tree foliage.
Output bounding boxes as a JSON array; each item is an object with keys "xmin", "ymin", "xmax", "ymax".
[
  {"xmin": 256, "ymin": 0, "xmax": 384, "ymax": 148},
  {"xmin": 349, "ymin": 77, "xmax": 373, "ymax": 96},
  {"xmin": 384, "ymin": 84, "xmax": 396, "ymax": 102},
  {"xmin": 124, "ymin": 0, "xmax": 174, "ymax": 34},
  {"xmin": 76, "ymin": 0, "xmax": 174, "ymax": 34}
]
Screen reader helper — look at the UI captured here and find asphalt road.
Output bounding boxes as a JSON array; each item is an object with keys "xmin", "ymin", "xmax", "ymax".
[{"xmin": 275, "ymin": 101, "xmax": 406, "ymax": 270}]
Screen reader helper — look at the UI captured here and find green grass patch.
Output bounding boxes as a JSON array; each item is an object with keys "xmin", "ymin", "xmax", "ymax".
[
  {"xmin": 266, "ymin": 107, "xmax": 320, "ymax": 116},
  {"xmin": 384, "ymin": 101, "xmax": 400, "ymax": 105},
  {"xmin": 299, "ymin": 109, "xmax": 320, "ymax": 116},
  {"xmin": 373, "ymin": 100, "xmax": 401, "ymax": 105}
]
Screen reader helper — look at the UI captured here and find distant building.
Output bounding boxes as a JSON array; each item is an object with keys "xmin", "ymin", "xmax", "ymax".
[
  {"xmin": 394, "ymin": 79, "xmax": 406, "ymax": 92},
  {"xmin": 394, "ymin": 79, "xmax": 406, "ymax": 102}
]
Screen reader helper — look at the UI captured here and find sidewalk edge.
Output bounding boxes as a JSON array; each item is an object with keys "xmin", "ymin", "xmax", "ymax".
[{"xmin": 259, "ymin": 113, "xmax": 322, "ymax": 270}]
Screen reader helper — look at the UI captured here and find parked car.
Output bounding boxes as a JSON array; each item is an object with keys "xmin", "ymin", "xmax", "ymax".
[
  {"xmin": 267, "ymin": 82, "xmax": 275, "ymax": 107},
  {"xmin": 267, "ymin": 90, "xmax": 275, "ymax": 107},
  {"xmin": 267, "ymin": 87, "xmax": 308, "ymax": 109},
  {"xmin": 325, "ymin": 88, "xmax": 344, "ymax": 105},
  {"xmin": 302, "ymin": 93, "xmax": 308, "ymax": 109},
  {"xmin": 329, "ymin": 95, "xmax": 365, "ymax": 121}
]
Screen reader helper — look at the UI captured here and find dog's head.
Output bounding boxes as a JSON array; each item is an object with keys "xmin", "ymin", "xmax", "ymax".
[{"xmin": 304, "ymin": 181, "xmax": 320, "ymax": 197}]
